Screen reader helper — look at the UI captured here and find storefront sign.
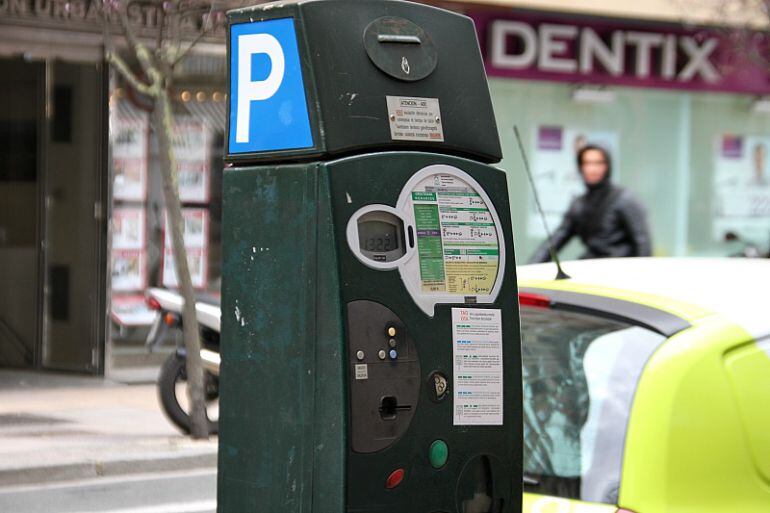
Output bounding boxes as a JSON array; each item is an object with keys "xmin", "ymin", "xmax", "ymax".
[
  {"xmin": 470, "ymin": 10, "xmax": 770, "ymax": 95},
  {"xmin": 0, "ymin": 0, "xmax": 225, "ymax": 35}
]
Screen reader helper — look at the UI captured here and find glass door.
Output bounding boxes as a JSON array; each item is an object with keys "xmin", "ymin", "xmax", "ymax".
[{"xmin": 40, "ymin": 60, "xmax": 107, "ymax": 372}]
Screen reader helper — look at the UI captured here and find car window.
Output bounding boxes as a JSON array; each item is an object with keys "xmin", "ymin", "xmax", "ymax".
[{"xmin": 520, "ymin": 306, "xmax": 666, "ymax": 504}]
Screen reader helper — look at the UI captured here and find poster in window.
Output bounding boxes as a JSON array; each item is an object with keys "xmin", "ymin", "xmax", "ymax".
[
  {"xmin": 162, "ymin": 208, "xmax": 209, "ymax": 288},
  {"xmin": 163, "ymin": 208, "xmax": 209, "ymax": 248},
  {"xmin": 162, "ymin": 247, "xmax": 207, "ymax": 288},
  {"xmin": 112, "ymin": 207, "xmax": 145, "ymax": 250},
  {"xmin": 173, "ymin": 120, "xmax": 210, "ymax": 203},
  {"xmin": 713, "ymin": 134, "xmax": 770, "ymax": 244},
  {"xmin": 112, "ymin": 249, "xmax": 147, "ymax": 291},
  {"xmin": 528, "ymin": 126, "xmax": 620, "ymax": 238},
  {"xmin": 111, "ymin": 294, "xmax": 156, "ymax": 327},
  {"xmin": 112, "ymin": 116, "xmax": 148, "ymax": 201}
]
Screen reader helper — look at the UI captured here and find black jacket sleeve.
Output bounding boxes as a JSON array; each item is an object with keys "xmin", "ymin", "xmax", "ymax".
[
  {"xmin": 529, "ymin": 202, "xmax": 577, "ymax": 263},
  {"xmin": 617, "ymin": 191, "xmax": 652, "ymax": 256}
]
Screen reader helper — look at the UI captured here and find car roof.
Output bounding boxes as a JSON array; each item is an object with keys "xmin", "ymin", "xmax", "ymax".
[{"xmin": 517, "ymin": 257, "xmax": 770, "ymax": 339}]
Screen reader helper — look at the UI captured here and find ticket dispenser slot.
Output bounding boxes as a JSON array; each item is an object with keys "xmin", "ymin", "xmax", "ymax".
[{"xmin": 347, "ymin": 300, "xmax": 420, "ymax": 454}]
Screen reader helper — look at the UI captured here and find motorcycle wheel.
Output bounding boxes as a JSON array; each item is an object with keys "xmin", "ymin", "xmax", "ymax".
[{"xmin": 158, "ymin": 353, "xmax": 219, "ymax": 435}]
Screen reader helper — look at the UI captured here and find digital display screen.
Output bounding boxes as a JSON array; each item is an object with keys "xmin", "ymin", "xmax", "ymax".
[{"xmin": 358, "ymin": 220, "xmax": 400, "ymax": 252}]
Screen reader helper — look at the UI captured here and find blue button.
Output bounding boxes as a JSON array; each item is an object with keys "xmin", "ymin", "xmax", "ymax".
[{"xmin": 389, "ymin": 349, "xmax": 398, "ymax": 360}]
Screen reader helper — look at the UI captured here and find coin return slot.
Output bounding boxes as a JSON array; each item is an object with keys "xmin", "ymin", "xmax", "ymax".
[{"xmin": 379, "ymin": 396, "xmax": 411, "ymax": 420}]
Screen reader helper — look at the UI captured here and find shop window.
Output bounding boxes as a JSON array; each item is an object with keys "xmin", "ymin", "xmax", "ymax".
[{"xmin": 108, "ymin": 76, "xmax": 226, "ymax": 346}]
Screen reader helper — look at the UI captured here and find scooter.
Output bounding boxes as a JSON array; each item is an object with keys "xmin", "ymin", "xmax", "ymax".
[{"xmin": 145, "ymin": 288, "xmax": 222, "ymax": 435}]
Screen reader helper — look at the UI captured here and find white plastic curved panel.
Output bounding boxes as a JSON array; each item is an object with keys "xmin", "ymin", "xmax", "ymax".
[
  {"xmin": 395, "ymin": 164, "xmax": 505, "ymax": 316},
  {"xmin": 345, "ymin": 165, "xmax": 506, "ymax": 316}
]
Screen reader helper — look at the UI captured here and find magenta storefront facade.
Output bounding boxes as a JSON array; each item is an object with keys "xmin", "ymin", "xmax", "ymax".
[{"xmin": 458, "ymin": 5, "xmax": 770, "ymax": 261}]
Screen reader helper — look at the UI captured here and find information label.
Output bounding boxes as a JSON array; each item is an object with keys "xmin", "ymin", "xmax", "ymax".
[
  {"xmin": 386, "ymin": 96, "xmax": 444, "ymax": 142},
  {"xmin": 354, "ymin": 364, "xmax": 368, "ymax": 381},
  {"xmin": 452, "ymin": 307, "xmax": 503, "ymax": 426},
  {"xmin": 411, "ymin": 174, "xmax": 499, "ymax": 294},
  {"xmin": 713, "ymin": 133, "xmax": 770, "ymax": 243}
]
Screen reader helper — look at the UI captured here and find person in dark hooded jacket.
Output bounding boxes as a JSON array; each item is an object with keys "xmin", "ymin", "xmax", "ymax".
[{"xmin": 530, "ymin": 145, "xmax": 652, "ymax": 263}]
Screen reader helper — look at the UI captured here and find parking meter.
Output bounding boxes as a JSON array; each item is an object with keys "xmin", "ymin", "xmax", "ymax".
[{"xmin": 218, "ymin": 1, "xmax": 522, "ymax": 512}]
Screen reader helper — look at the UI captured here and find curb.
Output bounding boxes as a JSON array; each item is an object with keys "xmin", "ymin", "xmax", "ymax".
[{"xmin": 0, "ymin": 452, "xmax": 217, "ymax": 487}]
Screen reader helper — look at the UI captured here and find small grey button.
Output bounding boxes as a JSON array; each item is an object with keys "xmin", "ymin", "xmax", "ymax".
[
  {"xmin": 388, "ymin": 338, "xmax": 397, "ymax": 348},
  {"xmin": 356, "ymin": 350, "xmax": 365, "ymax": 361},
  {"xmin": 378, "ymin": 350, "xmax": 387, "ymax": 360}
]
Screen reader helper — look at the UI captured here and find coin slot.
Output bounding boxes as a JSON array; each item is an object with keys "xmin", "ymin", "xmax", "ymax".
[{"xmin": 378, "ymin": 34, "xmax": 422, "ymax": 44}]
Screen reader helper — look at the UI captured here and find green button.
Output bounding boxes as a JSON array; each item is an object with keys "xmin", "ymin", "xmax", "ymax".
[{"xmin": 429, "ymin": 439, "xmax": 448, "ymax": 469}]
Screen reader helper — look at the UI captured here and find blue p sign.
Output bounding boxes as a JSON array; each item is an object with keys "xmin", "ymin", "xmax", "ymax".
[{"xmin": 229, "ymin": 18, "xmax": 313, "ymax": 154}]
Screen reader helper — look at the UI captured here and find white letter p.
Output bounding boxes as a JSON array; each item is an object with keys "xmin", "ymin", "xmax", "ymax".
[{"xmin": 236, "ymin": 33, "xmax": 285, "ymax": 143}]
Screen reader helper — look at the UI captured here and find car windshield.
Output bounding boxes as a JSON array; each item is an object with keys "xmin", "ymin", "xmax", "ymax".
[{"xmin": 520, "ymin": 305, "xmax": 667, "ymax": 504}]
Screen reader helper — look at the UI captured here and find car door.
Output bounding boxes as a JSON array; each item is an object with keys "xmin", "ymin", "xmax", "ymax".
[{"xmin": 518, "ymin": 290, "xmax": 671, "ymax": 513}]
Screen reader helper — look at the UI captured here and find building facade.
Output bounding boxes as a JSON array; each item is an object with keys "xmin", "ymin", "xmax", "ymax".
[
  {"xmin": 1, "ymin": 0, "xmax": 768, "ymax": 374},
  {"xmin": 0, "ymin": 3, "xmax": 227, "ymax": 374},
  {"xmin": 438, "ymin": 0, "xmax": 770, "ymax": 261}
]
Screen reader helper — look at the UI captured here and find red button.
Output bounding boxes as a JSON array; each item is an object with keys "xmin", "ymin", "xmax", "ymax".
[{"xmin": 385, "ymin": 468, "xmax": 405, "ymax": 489}]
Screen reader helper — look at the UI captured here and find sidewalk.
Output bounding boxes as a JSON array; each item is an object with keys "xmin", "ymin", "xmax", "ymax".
[{"xmin": 0, "ymin": 370, "xmax": 217, "ymax": 487}]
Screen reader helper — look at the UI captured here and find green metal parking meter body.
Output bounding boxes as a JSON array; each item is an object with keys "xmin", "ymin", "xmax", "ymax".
[{"xmin": 218, "ymin": 1, "xmax": 522, "ymax": 512}]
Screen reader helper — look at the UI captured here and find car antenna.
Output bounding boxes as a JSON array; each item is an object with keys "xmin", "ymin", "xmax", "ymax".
[{"xmin": 513, "ymin": 125, "xmax": 570, "ymax": 280}]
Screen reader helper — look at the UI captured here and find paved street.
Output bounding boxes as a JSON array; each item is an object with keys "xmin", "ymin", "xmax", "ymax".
[
  {"xmin": 0, "ymin": 370, "xmax": 218, "ymax": 512},
  {"xmin": 0, "ymin": 469, "xmax": 216, "ymax": 513}
]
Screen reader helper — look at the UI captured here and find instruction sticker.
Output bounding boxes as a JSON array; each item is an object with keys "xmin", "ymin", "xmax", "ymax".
[
  {"xmin": 387, "ymin": 96, "xmax": 444, "ymax": 142},
  {"xmin": 452, "ymin": 308, "xmax": 503, "ymax": 426},
  {"xmin": 411, "ymin": 174, "xmax": 499, "ymax": 294},
  {"xmin": 354, "ymin": 364, "xmax": 368, "ymax": 380}
]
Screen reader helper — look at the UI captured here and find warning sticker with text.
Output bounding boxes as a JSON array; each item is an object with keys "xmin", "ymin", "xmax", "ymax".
[
  {"xmin": 387, "ymin": 96, "xmax": 444, "ymax": 142},
  {"xmin": 452, "ymin": 307, "xmax": 503, "ymax": 426}
]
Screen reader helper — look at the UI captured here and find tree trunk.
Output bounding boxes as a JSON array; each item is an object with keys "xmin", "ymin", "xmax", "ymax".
[{"xmin": 154, "ymin": 88, "xmax": 209, "ymax": 440}]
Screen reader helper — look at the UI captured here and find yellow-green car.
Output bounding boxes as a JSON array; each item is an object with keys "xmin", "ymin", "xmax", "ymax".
[{"xmin": 516, "ymin": 258, "xmax": 770, "ymax": 513}]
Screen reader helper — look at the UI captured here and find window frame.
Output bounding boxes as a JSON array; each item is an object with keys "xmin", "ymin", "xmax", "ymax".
[
  {"xmin": 518, "ymin": 287, "xmax": 684, "ymax": 504},
  {"xmin": 519, "ymin": 287, "xmax": 691, "ymax": 337}
]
